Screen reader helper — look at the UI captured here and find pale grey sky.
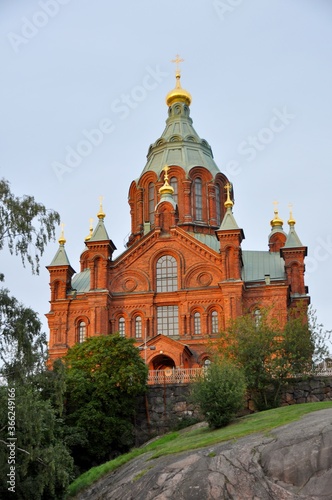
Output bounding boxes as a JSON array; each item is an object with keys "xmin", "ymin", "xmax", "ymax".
[{"xmin": 1, "ymin": 0, "xmax": 331, "ymax": 351}]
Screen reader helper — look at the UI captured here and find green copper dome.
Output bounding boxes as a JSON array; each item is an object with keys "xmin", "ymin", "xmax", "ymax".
[{"xmin": 141, "ymin": 83, "xmax": 220, "ymax": 177}]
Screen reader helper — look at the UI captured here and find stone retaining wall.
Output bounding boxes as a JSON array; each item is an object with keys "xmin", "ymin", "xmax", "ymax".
[{"xmin": 134, "ymin": 377, "xmax": 332, "ymax": 445}]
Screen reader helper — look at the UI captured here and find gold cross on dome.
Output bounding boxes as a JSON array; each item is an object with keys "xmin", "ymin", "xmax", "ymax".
[
  {"xmin": 288, "ymin": 202, "xmax": 293, "ymax": 218},
  {"xmin": 273, "ymin": 200, "xmax": 279, "ymax": 215},
  {"xmin": 163, "ymin": 165, "xmax": 170, "ymax": 181},
  {"xmin": 224, "ymin": 182, "xmax": 232, "ymax": 197},
  {"xmin": 171, "ymin": 54, "xmax": 184, "ymax": 72}
]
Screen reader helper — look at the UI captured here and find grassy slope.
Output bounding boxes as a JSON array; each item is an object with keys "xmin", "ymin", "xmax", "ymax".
[{"xmin": 68, "ymin": 401, "xmax": 332, "ymax": 497}]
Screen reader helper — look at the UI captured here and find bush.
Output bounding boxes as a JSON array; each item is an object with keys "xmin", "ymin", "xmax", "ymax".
[{"xmin": 191, "ymin": 361, "xmax": 246, "ymax": 428}]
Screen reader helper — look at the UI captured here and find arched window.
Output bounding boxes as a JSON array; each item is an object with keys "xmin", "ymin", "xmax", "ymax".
[
  {"xmin": 194, "ymin": 312, "xmax": 201, "ymax": 335},
  {"xmin": 156, "ymin": 255, "xmax": 177, "ymax": 292},
  {"xmin": 148, "ymin": 182, "xmax": 155, "ymax": 225},
  {"xmin": 78, "ymin": 321, "xmax": 86, "ymax": 343},
  {"xmin": 170, "ymin": 176, "xmax": 178, "ymax": 204},
  {"xmin": 194, "ymin": 178, "xmax": 203, "ymax": 221},
  {"xmin": 215, "ymin": 185, "xmax": 221, "ymax": 225},
  {"xmin": 135, "ymin": 316, "xmax": 142, "ymax": 338},
  {"xmin": 119, "ymin": 317, "xmax": 125, "ymax": 337},
  {"xmin": 211, "ymin": 310, "xmax": 219, "ymax": 334}
]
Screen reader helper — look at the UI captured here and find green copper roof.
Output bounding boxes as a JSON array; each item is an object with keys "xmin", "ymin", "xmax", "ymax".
[
  {"xmin": 242, "ymin": 251, "xmax": 286, "ymax": 281},
  {"xmin": 71, "ymin": 269, "xmax": 90, "ymax": 293},
  {"xmin": 284, "ymin": 225, "xmax": 303, "ymax": 248},
  {"xmin": 89, "ymin": 218, "xmax": 109, "ymax": 242},
  {"xmin": 49, "ymin": 244, "xmax": 72, "ymax": 266},
  {"xmin": 190, "ymin": 232, "xmax": 285, "ymax": 282},
  {"xmin": 141, "ymin": 101, "xmax": 220, "ymax": 177}
]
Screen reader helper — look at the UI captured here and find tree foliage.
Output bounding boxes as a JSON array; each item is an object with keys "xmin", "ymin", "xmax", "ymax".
[
  {"xmin": 0, "ymin": 292, "xmax": 74, "ymax": 499},
  {"xmin": 191, "ymin": 360, "xmax": 246, "ymax": 428},
  {"xmin": 0, "ymin": 178, "xmax": 60, "ymax": 274},
  {"xmin": 215, "ymin": 305, "xmax": 330, "ymax": 410},
  {"xmin": 64, "ymin": 335, "xmax": 148, "ymax": 472},
  {"xmin": 0, "ymin": 287, "xmax": 46, "ymax": 384}
]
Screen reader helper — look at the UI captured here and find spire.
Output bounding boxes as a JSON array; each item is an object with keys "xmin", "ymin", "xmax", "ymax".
[
  {"xmin": 166, "ymin": 55, "xmax": 192, "ymax": 107},
  {"xmin": 49, "ymin": 224, "xmax": 72, "ymax": 266},
  {"xmin": 284, "ymin": 205, "xmax": 303, "ymax": 248},
  {"xmin": 219, "ymin": 183, "xmax": 239, "ymax": 230},
  {"xmin": 89, "ymin": 198, "xmax": 110, "ymax": 242}
]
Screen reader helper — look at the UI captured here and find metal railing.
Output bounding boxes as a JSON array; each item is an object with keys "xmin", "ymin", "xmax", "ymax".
[
  {"xmin": 147, "ymin": 366, "xmax": 332, "ymax": 385},
  {"xmin": 147, "ymin": 367, "xmax": 204, "ymax": 385}
]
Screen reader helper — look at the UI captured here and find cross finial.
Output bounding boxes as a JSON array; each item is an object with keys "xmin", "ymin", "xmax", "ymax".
[
  {"xmin": 171, "ymin": 54, "xmax": 184, "ymax": 74},
  {"xmin": 97, "ymin": 196, "xmax": 106, "ymax": 220},
  {"xmin": 224, "ymin": 182, "xmax": 233, "ymax": 209},
  {"xmin": 163, "ymin": 165, "xmax": 170, "ymax": 182},
  {"xmin": 288, "ymin": 202, "xmax": 293, "ymax": 219},
  {"xmin": 273, "ymin": 200, "xmax": 279, "ymax": 215},
  {"xmin": 59, "ymin": 222, "xmax": 66, "ymax": 245}
]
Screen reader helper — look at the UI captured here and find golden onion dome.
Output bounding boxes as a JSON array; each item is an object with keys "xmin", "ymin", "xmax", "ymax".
[
  {"xmin": 166, "ymin": 71, "xmax": 192, "ymax": 107},
  {"xmin": 287, "ymin": 204, "xmax": 296, "ymax": 226},
  {"xmin": 270, "ymin": 212, "xmax": 283, "ymax": 228}
]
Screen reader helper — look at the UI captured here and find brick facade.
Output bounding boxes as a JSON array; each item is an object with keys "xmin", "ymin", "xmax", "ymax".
[{"xmin": 46, "ymin": 75, "xmax": 310, "ymax": 369}]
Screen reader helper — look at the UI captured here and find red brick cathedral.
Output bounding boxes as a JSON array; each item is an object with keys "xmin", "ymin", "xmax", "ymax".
[{"xmin": 47, "ymin": 69, "xmax": 309, "ymax": 370}]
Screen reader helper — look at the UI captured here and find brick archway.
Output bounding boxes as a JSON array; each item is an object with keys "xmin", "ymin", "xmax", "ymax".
[{"xmin": 151, "ymin": 354, "xmax": 175, "ymax": 370}]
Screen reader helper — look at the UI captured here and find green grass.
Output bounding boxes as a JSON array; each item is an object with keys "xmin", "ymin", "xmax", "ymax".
[{"xmin": 67, "ymin": 401, "xmax": 332, "ymax": 497}]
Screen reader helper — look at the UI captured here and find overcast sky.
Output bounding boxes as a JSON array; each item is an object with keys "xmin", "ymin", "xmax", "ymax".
[{"xmin": 1, "ymin": 0, "xmax": 331, "ymax": 352}]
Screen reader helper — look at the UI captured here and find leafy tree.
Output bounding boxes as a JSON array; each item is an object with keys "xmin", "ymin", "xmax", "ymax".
[
  {"xmin": 0, "ymin": 178, "xmax": 60, "ymax": 274},
  {"xmin": 0, "ymin": 384, "xmax": 74, "ymax": 500},
  {"xmin": 0, "ymin": 291, "xmax": 74, "ymax": 499},
  {"xmin": 0, "ymin": 181, "xmax": 72, "ymax": 498},
  {"xmin": 64, "ymin": 335, "xmax": 148, "ymax": 472},
  {"xmin": 0, "ymin": 287, "xmax": 46, "ymax": 384},
  {"xmin": 215, "ymin": 306, "xmax": 330, "ymax": 410},
  {"xmin": 191, "ymin": 360, "xmax": 246, "ymax": 428}
]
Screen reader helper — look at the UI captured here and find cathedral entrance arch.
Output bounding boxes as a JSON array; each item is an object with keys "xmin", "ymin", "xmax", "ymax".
[{"xmin": 151, "ymin": 354, "xmax": 175, "ymax": 370}]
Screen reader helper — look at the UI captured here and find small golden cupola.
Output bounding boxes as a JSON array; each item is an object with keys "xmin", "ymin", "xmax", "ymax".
[
  {"xmin": 165, "ymin": 55, "xmax": 192, "ymax": 107},
  {"xmin": 268, "ymin": 201, "xmax": 287, "ymax": 252},
  {"xmin": 159, "ymin": 165, "xmax": 174, "ymax": 197},
  {"xmin": 270, "ymin": 202, "xmax": 284, "ymax": 228}
]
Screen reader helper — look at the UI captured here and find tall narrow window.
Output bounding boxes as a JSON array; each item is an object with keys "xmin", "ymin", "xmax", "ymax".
[
  {"xmin": 170, "ymin": 176, "xmax": 178, "ymax": 204},
  {"xmin": 78, "ymin": 321, "xmax": 86, "ymax": 343},
  {"xmin": 119, "ymin": 317, "xmax": 125, "ymax": 337},
  {"xmin": 156, "ymin": 255, "xmax": 177, "ymax": 292},
  {"xmin": 194, "ymin": 312, "xmax": 201, "ymax": 335},
  {"xmin": 215, "ymin": 185, "xmax": 221, "ymax": 225},
  {"xmin": 157, "ymin": 306, "xmax": 179, "ymax": 336},
  {"xmin": 135, "ymin": 316, "xmax": 142, "ymax": 338},
  {"xmin": 211, "ymin": 310, "xmax": 219, "ymax": 334},
  {"xmin": 148, "ymin": 182, "xmax": 155, "ymax": 225},
  {"xmin": 194, "ymin": 178, "xmax": 203, "ymax": 221}
]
